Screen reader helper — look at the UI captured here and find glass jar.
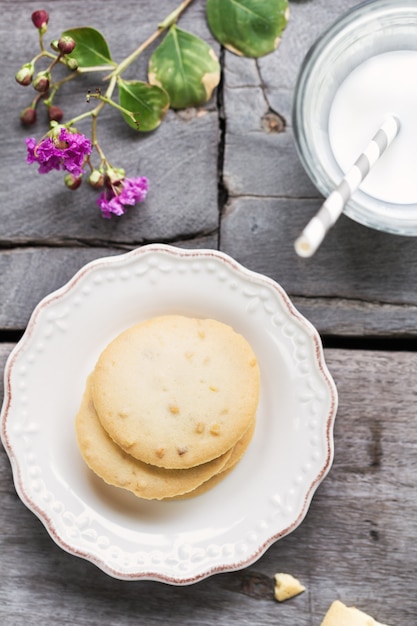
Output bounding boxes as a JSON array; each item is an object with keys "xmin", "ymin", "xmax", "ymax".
[{"xmin": 292, "ymin": 0, "xmax": 417, "ymax": 235}]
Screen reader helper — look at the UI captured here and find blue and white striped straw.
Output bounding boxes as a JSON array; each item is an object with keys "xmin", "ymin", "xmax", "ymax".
[{"xmin": 294, "ymin": 115, "xmax": 400, "ymax": 258}]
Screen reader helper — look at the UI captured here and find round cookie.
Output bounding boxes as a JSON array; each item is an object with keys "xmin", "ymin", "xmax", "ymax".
[
  {"xmin": 75, "ymin": 376, "xmax": 234, "ymax": 500},
  {"xmin": 91, "ymin": 315, "xmax": 260, "ymax": 469}
]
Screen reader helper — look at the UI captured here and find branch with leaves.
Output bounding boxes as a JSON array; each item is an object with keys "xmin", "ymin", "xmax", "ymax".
[{"xmin": 16, "ymin": 0, "xmax": 289, "ymax": 218}]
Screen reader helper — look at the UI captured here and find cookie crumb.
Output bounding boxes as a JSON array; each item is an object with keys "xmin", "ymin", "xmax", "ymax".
[
  {"xmin": 210, "ymin": 423, "xmax": 221, "ymax": 436},
  {"xmin": 168, "ymin": 404, "xmax": 180, "ymax": 414},
  {"xmin": 155, "ymin": 447, "xmax": 165, "ymax": 459}
]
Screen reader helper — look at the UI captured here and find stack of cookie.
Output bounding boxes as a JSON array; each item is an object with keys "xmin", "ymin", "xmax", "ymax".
[{"xmin": 75, "ymin": 315, "xmax": 260, "ymax": 500}]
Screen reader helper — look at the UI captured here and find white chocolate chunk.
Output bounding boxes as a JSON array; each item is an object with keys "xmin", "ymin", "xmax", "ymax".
[
  {"xmin": 320, "ymin": 600, "xmax": 391, "ymax": 626},
  {"xmin": 273, "ymin": 572, "xmax": 306, "ymax": 601}
]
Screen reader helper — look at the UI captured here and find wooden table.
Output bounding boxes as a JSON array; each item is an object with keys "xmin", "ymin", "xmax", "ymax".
[{"xmin": 1, "ymin": 1, "xmax": 416, "ymax": 624}]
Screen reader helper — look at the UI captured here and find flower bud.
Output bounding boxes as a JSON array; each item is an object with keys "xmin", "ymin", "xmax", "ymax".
[
  {"xmin": 31, "ymin": 10, "xmax": 49, "ymax": 33},
  {"xmin": 50, "ymin": 39, "xmax": 60, "ymax": 52},
  {"xmin": 15, "ymin": 62, "xmax": 34, "ymax": 86},
  {"xmin": 66, "ymin": 57, "xmax": 79, "ymax": 71},
  {"xmin": 49, "ymin": 121, "xmax": 61, "ymax": 135},
  {"xmin": 64, "ymin": 173, "xmax": 82, "ymax": 190},
  {"xmin": 105, "ymin": 167, "xmax": 126, "ymax": 187},
  {"xmin": 33, "ymin": 70, "xmax": 50, "ymax": 93},
  {"xmin": 48, "ymin": 105, "xmax": 64, "ymax": 122},
  {"xmin": 88, "ymin": 170, "xmax": 105, "ymax": 189},
  {"xmin": 57, "ymin": 35, "xmax": 76, "ymax": 55},
  {"xmin": 20, "ymin": 107, "xmax": 37, "ymax": 125}
]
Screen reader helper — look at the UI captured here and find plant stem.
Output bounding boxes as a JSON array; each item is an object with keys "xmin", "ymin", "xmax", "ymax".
[
  {"xmin": 65, "ymin": 74, "xmax": 117, "ymax": 128},
  {"xmin": 77, "ymin": 64, "xmax": 116, "ymax": 73},
  {"xmin": 30, "ymin": 92, "xmax": 44, "ymax": 110},
  {"xmin": 106, "ymin": 0, "xmax": 195, "ymax": 78},
  {"xmin": 91, "ymin": 118, "xmax": 106, "ymax": 160},
  {"xmin": 44, "ymin": 72, "xmax": 78, "ymax": 106},
  {"xmin": 158, "ymin": 0, "xmax": 195, "ymax": 29},
  {"xmin": 41, "ymin": 0, "xmax": 196, "ymax": 168},
  {"xmin": 38, "ymin": 30, "xmax": 45, "ymax": 53}
]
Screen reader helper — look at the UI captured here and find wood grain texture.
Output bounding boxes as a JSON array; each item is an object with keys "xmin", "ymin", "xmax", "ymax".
[
  {"xmin": 0, "ymin": 0, "xmax": 416, "ymax": 335},
  {"xmin": 221, "ymin": 197, "xmax": 417, "ymax": 335},
  {"xmin": 0, "ymin": 236, "xmax": 218, "ymax": 330},
  {"xmin": 220, "ymin": 0, "xmax": 417, "ymax": 337},
  {"xmin": 1, "ymin": 344, "xmax": 416, "ymax": 625},
  {"xmin": 2, "ymin": 1, "xmax": 220, "ymax": 243},
  {"xmin": 1, "ymin": 1, "xmax": 417, "ymax": 625}
]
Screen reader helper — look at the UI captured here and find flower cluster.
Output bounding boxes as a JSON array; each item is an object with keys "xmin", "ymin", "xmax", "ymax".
[
  {"xmin": 25, "ymin": 124, "xmax": 149, "ymax": 218},
  {"xmin": 26, "ymin": 126, "xmax": 92, "ymax": 177},
  {"xmin": 98, "ymin": 176, "xmax": 149, "ymax": 219},
  {"xmin": 17, "ymin": 9, "xmax": 149, "ymax": 219}
]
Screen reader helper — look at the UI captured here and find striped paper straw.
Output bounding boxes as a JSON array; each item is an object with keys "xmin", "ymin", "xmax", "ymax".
[{"xmin": 294, "ymin": 115, "xmax": 400, "ymax": 258}]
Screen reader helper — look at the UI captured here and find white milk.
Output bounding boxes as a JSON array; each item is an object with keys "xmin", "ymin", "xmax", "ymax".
[{"xmin": 328, "ymin": 50, "xmax": 417, "ymax": 205}]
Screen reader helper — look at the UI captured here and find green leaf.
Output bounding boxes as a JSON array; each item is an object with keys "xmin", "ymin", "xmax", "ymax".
[
  {"xmin": 206, "ymin": 0, "xmax": 289, "ymax": 58},
  {"xmin": 148, "ymin": 26, "xmax": 220, "ymax": 109},
  {"xmin": 118, "ymin": 80, "xmax": 170, "ymax": 132},
  {"xmin": 61, "ymin": 27, "xmax": 114, "ymax": 68}
]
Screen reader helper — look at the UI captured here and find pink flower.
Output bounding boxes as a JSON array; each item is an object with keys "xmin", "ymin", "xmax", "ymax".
[
  {"xmin": 26, "ymin": 127, "xmax": 92, "ymax": 177},
  {"xmin": 97, "ymin": 176, "xmax": 149, "ymax": 218}
]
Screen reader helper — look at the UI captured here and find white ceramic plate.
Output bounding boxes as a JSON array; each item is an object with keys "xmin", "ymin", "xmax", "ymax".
[{"xmin": 1, "ymin": 244, "xmax": 337, "ymax": 584}]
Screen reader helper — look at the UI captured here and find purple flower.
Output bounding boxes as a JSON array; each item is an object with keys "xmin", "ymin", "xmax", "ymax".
[
  {"xmin": 97, "ymin": 176, "xmax": 149, "ymax": 218},
  {"xmin": 26, "ymin": 127, "xmax": 92, "ymax": 177}
]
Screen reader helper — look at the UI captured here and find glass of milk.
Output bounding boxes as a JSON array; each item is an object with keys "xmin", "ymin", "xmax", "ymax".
[{"xmin": 292, "ymin": 0, "xmax": 417, "ymax": 235}]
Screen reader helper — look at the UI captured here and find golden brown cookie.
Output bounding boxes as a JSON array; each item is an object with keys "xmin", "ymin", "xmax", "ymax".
[
  {"xmin": 91, "ymin": 315, "xmax": 260, "ymax": 469},
  {"xmin": 75, "ymin": 376, "xmax": 234, "ymax": 500}
]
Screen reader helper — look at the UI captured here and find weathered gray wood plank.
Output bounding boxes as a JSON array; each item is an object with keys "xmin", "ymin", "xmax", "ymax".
[
  {"xmin": 221, "ymin": 197, "xmax": 417, "ymax": 304},
  {"xmin": 4, "ymin": 238, "xmax": 417, "ymax": 336},
  {"xmin": 0, "ymin": 238, "xmax": 217, "ymax": 330},
  {"xmin": 293, "ymin": 296, "xmax": 417, "ymax": 339},
  {"xmin": 1, "ymin": 344, "xmax": 416, "ymax": 625},
  {"xmin": 222, "ymin": 0, "xmax": 361, "ymax": 199},
  {"xmin": 3, "ymin": 236, "xmax": 417, "ymax": 335}
]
